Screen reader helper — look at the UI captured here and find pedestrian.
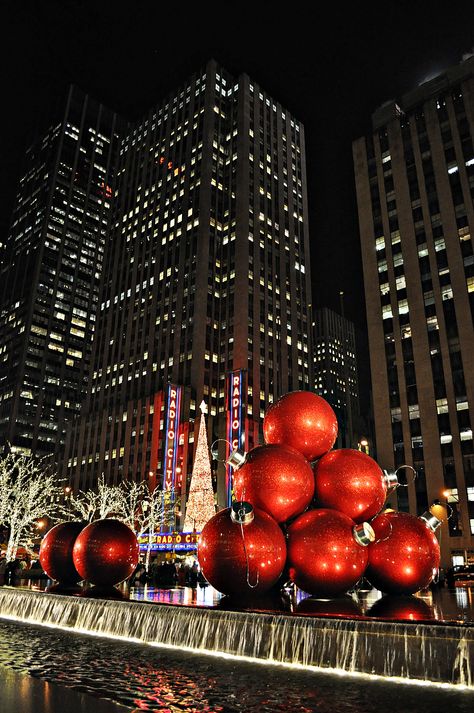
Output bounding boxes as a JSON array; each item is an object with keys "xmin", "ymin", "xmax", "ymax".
[{"xmin": 189, "ymin": 561, "xmax": 199, "ymax": 588}]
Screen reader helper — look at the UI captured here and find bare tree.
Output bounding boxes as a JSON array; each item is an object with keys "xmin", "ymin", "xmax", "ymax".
[
  {"xmin": 0, "ymin": 453, "xmax": 63, "ymax": 562},
  {"xmin": 63, "ymin": 474, "xmax": 124, "ymax": 523},
  {"xmin": 116, "ymin": 479, "xmax": 147, "ymax": 531}
]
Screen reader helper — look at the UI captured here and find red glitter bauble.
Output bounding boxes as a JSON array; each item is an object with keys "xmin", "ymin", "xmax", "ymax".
[
  {"xmin": 366, "ymin": 512, "xmax": 440, "ymax": 595},
  {"xmin": 72, "ymin": 519, "xmax": 139, "ymax": 587},
  {"xmin": 296, "ymin": 594, "xmax": 363, "ymax": 618},
  {"xmin": 39, "ymin": 521, "xmax": 85, "ymax": 584},
  {"xmin": 263, "ymin": 391, "xmax": 338, "ymax": 461},
  {"xmin": 367, "ymin": 595, "xmax": 434, "ymax": 621},
  {"xmin": 314, "ymin": 449, "xmax": 387, "ymax": 523},
  {"xmin": 287, "ymin": 509, "xmax": 370, "ymax": 596},
  {"xmin": 198, "ymin": 507, "xmax": 287, "ymax": 596},
  {"xmin": 233, "ymin": 444, "xmax": 314, "ymax": 523}
]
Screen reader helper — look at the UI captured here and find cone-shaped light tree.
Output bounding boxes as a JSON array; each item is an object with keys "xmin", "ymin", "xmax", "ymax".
[{"xmin": 183, "ymin": 401, "xmax": 216, "ymax": 532}]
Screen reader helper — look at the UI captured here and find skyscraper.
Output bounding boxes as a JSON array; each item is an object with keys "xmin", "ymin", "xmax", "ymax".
[
  {"xmin": 313, "ymin": 306, "xmax": 360, "ymax": 448},
  {"xmin": 64, "ymin": 60, "xmax": 313, "ymax": 518},
  {"xmin": 0, "ymin": 86, "xmax": 121, "ymax": 457},
  {"xmin": 353, "ymin": 55, "xmax": 474, "ymax": 567}
]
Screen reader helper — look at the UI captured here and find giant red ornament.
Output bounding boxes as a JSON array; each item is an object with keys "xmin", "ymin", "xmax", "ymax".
[
  {"xmin": 313, "ymin": 449, "xmax": 388, "ymax": 523},
  {"xmin": 263, "ymin": 391, "xmax": 338, "ymax": 461},
  {"xmin": 287, "ymin": 509, "xmax": 373, "ymax": 596},
  {"xmin": 72, "ymin": 519, "xmax": 139, "ymax": 587},
  {"xmin": 233, "ymin": 444, "xmax": 314, "ymax": 523},
  {"xmin": 39, "ymin": 521, "xmax": 84, "ymax": 583},
  {"xmin": 366, "ymin": 511, "xmax": 441, "ymax": 595},
  {"xmin": 198, "ymin": 505, "xmax": 286, "ymax": 596}
]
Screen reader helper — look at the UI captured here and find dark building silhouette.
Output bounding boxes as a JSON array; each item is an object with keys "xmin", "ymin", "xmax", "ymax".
[
  {"xmin": 0, "ymin": 86, "xmax": 121, "ymax": 457},
  {"xmin": 353, "ymin": 55, "xmax": 474, "ymax": 567}
]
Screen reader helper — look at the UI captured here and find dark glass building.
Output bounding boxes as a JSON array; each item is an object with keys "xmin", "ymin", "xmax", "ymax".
[
  {"xmin": 0, "ymin": 86, "xmax": 121, "ymax": 457},
  {"xmin": 64, "ymin": 60, "xmax": 313, "ymax": 517},
  {"xmin": 313, "ymin": 306, "xmax": 360, "ymax": 448},
  {"xmin": 353, "ymin": 55, "xmax": 474, "ymax": 567}
]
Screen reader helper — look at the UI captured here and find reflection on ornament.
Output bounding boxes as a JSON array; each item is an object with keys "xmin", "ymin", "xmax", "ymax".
[
  {"xmin": 263, "ymin": 391, "xmax": 338, "ymax": 461},
  {"xmin": 366, "ymin": 511, "xmax": 440, "ymax": 595},
  {"xmin": 287, "ymin": 509, "xmax": 372, "ymax": 596},
  {"xmin": 72, "ymin": 519, "xmax": 139, "ymax": 587},
  {"xmin": 198, "ymin": 506, "xmax": 286, "ymax": 596},
  {"xmin": 367, "ymin": 594, "xmax": 434, "ymax": 621},
  {"xmin": 233, "ymin": 444, "xmax": 314, "ymax": 523},
  {"xmin": 296, "ymin": 594, "xmax": 363, "ymax": 618}
]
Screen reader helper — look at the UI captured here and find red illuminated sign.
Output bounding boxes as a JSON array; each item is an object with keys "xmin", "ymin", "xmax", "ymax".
[
  {"xmin": 163, "ymin": 384, "xmax": 182, "ymax": 492},
  {"xmin": 225, "ymin": 370, "xmax": 246, "ymax": 506}
]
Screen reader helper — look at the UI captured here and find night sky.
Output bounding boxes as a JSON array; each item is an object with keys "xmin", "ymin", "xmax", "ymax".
[{"xmin": 1, "ymin": 2, "xmax": 473, "ymax": 407}]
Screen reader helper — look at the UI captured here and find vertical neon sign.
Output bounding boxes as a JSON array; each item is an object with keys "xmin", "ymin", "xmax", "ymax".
[
  {"xmin": 162, "ymin": 384, "xmax": 182, "ymax": 530},
  {"xmin": 225, "ymin": 369, "xmax": 246, "ymax": 506}
]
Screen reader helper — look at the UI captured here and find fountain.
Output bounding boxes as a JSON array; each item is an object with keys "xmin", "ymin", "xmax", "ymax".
[{"xmin": 0, "ymin": 587, "xmax": 472, "ymax": 687}]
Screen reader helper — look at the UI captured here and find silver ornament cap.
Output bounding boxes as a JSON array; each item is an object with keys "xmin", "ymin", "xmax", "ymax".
[
  {"xmin": 230, "ymin": 501, "xmax": 254, "ymax": 525},
  {"xmin": 227, "ymin": 448, "xmax": 247, "ymax": 469},
  {"xmin": 353, "ymin": 522, "xmax": 375, "ymax": 546},
  {"xmin": 383, "ymin": 469, "xmax": 399, "ymax": 488},
  {"xmin": 420, "ymin": 511, "xmax": 442, "ymax": 532}
]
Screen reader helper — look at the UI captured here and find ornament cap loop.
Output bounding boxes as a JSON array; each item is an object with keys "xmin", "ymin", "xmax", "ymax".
[
  {"xmin": 390, "ymin": 464, "xmax": 417, "ymax": 488},
  {"xmin": 227, "ymin": 448, "xmax": 247, "ymax": 469},
  {"xmin": 420, "ymin": 511, "xmax": 442, "ymax": 532},
  {"xmin": 230, "ymin": 501, "xmax": 254, "ymax": 525},
  {"xmin": 353, "ymin": 522, "xmax": 375, "ymax": 546},
  {"xmin": 210, "ymin": 438, "xmax": 232, "ymax": 464}
]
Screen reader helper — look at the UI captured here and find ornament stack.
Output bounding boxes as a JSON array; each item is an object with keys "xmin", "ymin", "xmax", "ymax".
[{"xmin": 198, "ymin": 390, "xmax": 441, "ymax": 598}]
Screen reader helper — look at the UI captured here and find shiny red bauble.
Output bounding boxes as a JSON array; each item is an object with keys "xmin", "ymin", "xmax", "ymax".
[
  {"xmin": 367, "ymin": 594, "xmax": 434, "ymax": 621},
  {"xmin": 287, "ymin": 509, "xmax": 370, "ymax": 596},
  {"xmin": 314, "ymin": 449, "xmax": 387, "ymax": 523},
  {"xmin": 263, "ymin": 391, "xmax": 338, "ymax": 461},
  {"xmin": 39, "ymin": 521, "xmax": 85, "ymax": 583},
  {"xmin": 198, "ymin": 507, "xmax": 286, "ymax": 596},
  {"xmin": 366, "ymin": 512, "xmax": 440, "ymax": 595},
  {"xmin": 233, "ymin": 444, "xmax": 314, "ymax": 523},
  {"xmin": 72, "ymin": 519, "xmax": 139, "ymax": 587}
]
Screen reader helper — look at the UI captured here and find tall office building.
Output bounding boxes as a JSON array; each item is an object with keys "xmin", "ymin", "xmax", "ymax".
[
  {"xmin": 313, "ymin": 306, "xmax": 360, "ymax": 448},
  {"xmin": 64, "ymin": 60, "xmax": 313, "ymax": 517},
  {"xmin": 0, "ymin": 86, "xmax": 121, "ymax": 457},
  {"xmin": 353, "ymin": 55, "xmax": 474, "ymax": 567}
]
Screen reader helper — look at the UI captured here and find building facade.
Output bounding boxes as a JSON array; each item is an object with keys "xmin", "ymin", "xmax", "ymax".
[
  {"xmin": 353, "ymin": 56, "xmax": 474, "ymax": 567},
  {"xmin": 313, "ymin": 306, "xmax": 360, "ymax": 448},
  {"xmin": 64, "ymin": 60, "xmax": 313, "ymax": 518},
  {"xmin": 0, "ymin": 86, "xmax": 121, "ymax": 457}
]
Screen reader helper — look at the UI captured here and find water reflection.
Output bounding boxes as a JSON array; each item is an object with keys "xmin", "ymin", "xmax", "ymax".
[{"xmin": 0, "ymin": 619, "xmax": 472, "ymax": 713}]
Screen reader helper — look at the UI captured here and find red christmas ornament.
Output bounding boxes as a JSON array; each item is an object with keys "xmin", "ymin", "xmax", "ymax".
[
  {"xmin": 72, "ymin": 519, "xmax": 139, "ymax": 587},
  {"xmin": 366, "ymin": 511, "xmax": 441, "ymax": 595},
  {"xmin": 39, "ymin": 521, "xmax": 85, "ymax": 584},
  {"xmin": 314, "ymin": 449, "xmax": 388, "ymax": 523},
  {"xmin": 287, "ymin": 509, "xmax": 373, "ymax": 596},
  {"xmin": 233, "ymin": 444, "xmax": 314, "ymax": 523},
  {"xmin": 263, "ymin": 391, "xmax": 338, "ymax": 461},
  {"xmin": 296, "ymin": 595, "xmax": 363, "ymax": 618},
  {"xmin": 198, "ymin": 504, "xmax": 286, "ymax": 596},
  {"xmin": 367, "ymin": 594, "xmax": 434, "ymax": 621}
]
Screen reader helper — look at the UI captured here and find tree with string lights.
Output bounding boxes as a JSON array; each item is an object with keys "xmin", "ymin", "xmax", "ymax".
[
  {"xmin": 183, "ymin": 401, "xmax": 216, "ymax": 533},
  {"xmin": 0, "ymin": 452, "xmax": 63, "ymax": 562}
]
